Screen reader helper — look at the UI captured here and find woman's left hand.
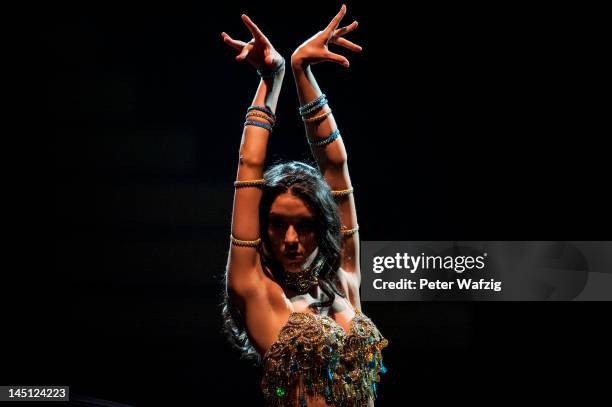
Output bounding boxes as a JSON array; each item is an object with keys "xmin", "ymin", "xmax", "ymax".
[{"xmin": 291, "ymin": 4, "xmax": 362, "ymax": 69}]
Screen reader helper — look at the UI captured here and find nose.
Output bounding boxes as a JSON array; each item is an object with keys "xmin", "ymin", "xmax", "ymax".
[{"xmin": 284, "ymin": 225, "xmax": 299, "ymax": 246}]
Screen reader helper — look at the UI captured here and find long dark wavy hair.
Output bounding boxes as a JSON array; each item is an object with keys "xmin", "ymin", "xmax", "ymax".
[{"xmin": 221, "ymin": 160, "xmax": 345, "ymax": 364}]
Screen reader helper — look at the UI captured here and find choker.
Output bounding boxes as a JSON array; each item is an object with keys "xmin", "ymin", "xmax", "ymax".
[{"xmin": 283, "ymin": 257, "xmax": 326, "ymax": 294}]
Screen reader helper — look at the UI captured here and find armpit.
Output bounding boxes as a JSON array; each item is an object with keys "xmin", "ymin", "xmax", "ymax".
[{"xmin": 337, "ymin": 267, "xmax": 361, "ymax": 309}]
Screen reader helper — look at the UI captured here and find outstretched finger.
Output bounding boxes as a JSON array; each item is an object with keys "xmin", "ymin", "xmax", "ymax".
[
  {"xmin": 235, "ymin": 46, "xmax": 250, "ymax": 62},
  {"xmin": 331, "ymin": 36, "xmax": 362, "ymax": 52},
  {"xmin": 221, "ymin": 32, "xmax": 246, "ymax": 51},
  {"xmin": 241, "ymin": 14, "xmax": 268, "ymax": 43},
  {"xmin": 324, "ymin": 50, "xmax": 350, "ymax": 68},
  {"xmin": 324, "ymin": 4, "xmax": 347, "ymax": 34},
  {"xmin": 334, "ymin": 20, "xmax": 358, "ymax": 37}
]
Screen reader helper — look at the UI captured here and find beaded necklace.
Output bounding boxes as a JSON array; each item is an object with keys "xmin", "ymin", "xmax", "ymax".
[{"xmin": 282, "ymin": 257, "xmax": 326, "ymax": 294}]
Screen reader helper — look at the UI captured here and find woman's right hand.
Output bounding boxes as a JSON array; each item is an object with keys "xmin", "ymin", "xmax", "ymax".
[
  {"xmin": 221, "ymin": 14, "xmax": 284, "ymax": 73},
  {"xmin": 291, "ymin": 4, "xmax": 362, "ymax": 69}
]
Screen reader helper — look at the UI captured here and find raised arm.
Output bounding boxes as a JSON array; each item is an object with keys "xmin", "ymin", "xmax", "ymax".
[
  {"xmin": 290, "ymin": 5, "xmax": 363, "ymax": 298},
  {"xmin": 222, "ymin": 15, "xmax": 285, "ymax": 296}
]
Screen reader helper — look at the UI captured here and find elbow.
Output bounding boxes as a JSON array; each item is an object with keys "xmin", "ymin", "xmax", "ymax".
[
  {"xmin": 238, "ymin": 151, "xmax": 265, "ymax": 169},
  {"xmin": 323, "ymin": 150, "xmax": 348, "ymax": 169},
  {"xmin": 324, "ymin": 157, "xmax": 348, "ymax": 173},
  {"xmin": 328, "ymin": 157, "xmax": 348, "ymax": 169},
  {"xmin": 238, "ymin": 154, "xmax": 265, "ymax": 169}
]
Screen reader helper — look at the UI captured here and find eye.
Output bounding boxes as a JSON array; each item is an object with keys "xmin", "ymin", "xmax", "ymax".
[
  {"xmin": 296, "ymin": 222, "xmax": 315, "ymax": 232},
  {"xmin": 269, "ymin": 219, "xmax": 286, "ymax": 230}
]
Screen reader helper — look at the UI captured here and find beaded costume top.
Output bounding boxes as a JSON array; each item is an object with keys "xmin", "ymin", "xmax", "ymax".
[{"xmin": 261, "ymin": 308, "xmax": 388, "ymax": 407}]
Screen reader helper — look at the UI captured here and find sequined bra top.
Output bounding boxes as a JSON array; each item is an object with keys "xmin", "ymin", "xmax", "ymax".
[{"xmin": 261, "ymin": 308, "xmax": 388, "ymax": 407}]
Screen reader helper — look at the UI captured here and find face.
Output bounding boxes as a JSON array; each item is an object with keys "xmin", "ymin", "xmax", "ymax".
[{"xmin": 267, "ymin": 192, "xmax": 318, "ymax": 273}]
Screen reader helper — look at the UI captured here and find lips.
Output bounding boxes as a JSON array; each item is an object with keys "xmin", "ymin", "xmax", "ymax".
[{"xmin": 285, "ymin": 252, "xmax": 303, "ymax": 261}]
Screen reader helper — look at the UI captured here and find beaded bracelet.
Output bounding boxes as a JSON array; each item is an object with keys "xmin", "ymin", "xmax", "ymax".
[
  {"xmin": 299, "ymin": 94, "xmax": 326, "ymax": 115},
  {"xmin": 246, "ymin": 111, "xmax": 275, "ymax": 126},
  {"xmin": 300, "ymin": 97, "xmax": 328, "ymax": 117},
  {"xmin": 244, "ymin": 120, "xmax": 273, "ymax": 133},
  {"xmin": 234, "ymin": 179, "xmax": 265, "ymax": 188},
  {"xmin": 331, "ymin": 187, "xmax": 354, "ymax": 198},
  {"xmin": 341, "ymin": 225, "xmax": 359, "ymax": 237},
  {"xmin": 257, "ymin": 59, "xmax": 285, "ymax": 79},
  {"xmin": 247, "ymin": 105, "xmax": 276, "ymax": 121},
  {"xmin": 230, "ymin": 234, "xmax": 262, "ymax": 247},
  {"xmin": 307, "ymin": 128, "xmax": 340, "ymax": 147},
  {"xmin": 303, "ymin": 109, "xmax": 332, "ymax": 123}
]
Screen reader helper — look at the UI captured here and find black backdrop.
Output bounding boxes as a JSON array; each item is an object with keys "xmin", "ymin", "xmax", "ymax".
[{"xmin": 42, "ymin": 0, "xmax": 611, "ymax": 405}]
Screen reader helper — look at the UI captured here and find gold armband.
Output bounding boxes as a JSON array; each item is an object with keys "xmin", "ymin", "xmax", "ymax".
[
  {"xmin": 303, "ymin": 109, "xmax": 332, "ymax": 123},
  {"xmin": 331, "ymin": 187, "xmax": 354, "ymax": 199},
  {"xmin": 230, "ymin": 235, "xmax": 262, "ymax": 247},
  {"xmin": 341, "ymin": 225, "xmax": 359, "ymax": 237},
  {"xmin": 245, "ymin": 111, "xmax": 276, "ymax": 126},
  {"xmin": 234, "ymin": 179, "xmax": 265, "ymax": 188}
]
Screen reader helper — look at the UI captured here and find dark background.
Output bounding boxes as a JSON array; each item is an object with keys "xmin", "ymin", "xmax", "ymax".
[{"xmin": 36, "ymin": 0, "xmax": 611, "ymax": 405}]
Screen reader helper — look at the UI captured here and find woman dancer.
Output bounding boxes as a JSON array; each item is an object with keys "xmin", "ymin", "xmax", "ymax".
[{"xmin": 221, "ymin": 5, "xmax": 388, "ymax": 406}]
